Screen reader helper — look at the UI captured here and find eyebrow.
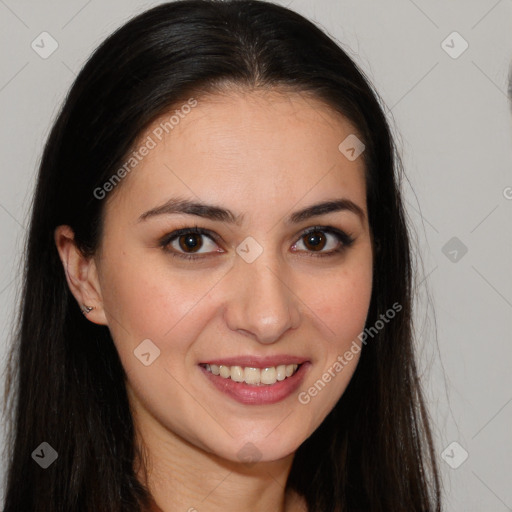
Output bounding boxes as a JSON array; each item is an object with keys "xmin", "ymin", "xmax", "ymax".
[{"xmin": 138, "ymin": 197, "xmax": 366, "ymax": 224}]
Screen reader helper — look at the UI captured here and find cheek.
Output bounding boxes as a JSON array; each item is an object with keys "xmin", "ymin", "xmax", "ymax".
[
  {"xmin": 297, "ymin": 255, "xmax": 372, "ymax": 416},
  {"xmin": 306, "ymin": 258, "xmax": 373, "ymax": 343},
  {"xmin": 98, "ymin": 249, "xmax": 218, "ymax": 358},
  {"xmin": 328, "ymin": 276, "xmax": 372, "ymax": 337}
]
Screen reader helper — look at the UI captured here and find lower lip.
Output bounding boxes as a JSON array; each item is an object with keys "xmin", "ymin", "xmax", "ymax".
[{"xmin": 199, "ymin": 363, "xmax": 310, "ymax": 405}]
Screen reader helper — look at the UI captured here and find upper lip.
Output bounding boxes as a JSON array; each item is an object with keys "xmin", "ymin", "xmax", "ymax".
[{"xmin": 200, "ymin": 355, "xmax": 309, "ymax": 368}]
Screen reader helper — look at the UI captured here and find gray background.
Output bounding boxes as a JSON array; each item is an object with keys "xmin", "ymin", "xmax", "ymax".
[{"xmin": 1, "ymin": 0, "xmax": 511, "ymax": 510}]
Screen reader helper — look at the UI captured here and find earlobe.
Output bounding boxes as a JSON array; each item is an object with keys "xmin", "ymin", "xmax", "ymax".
[{"xmin": 54, "ymin": 225, "xmax": 108, "ymax": 325}]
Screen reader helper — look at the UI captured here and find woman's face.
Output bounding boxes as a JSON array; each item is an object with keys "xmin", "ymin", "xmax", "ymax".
[{"xmin": 94, "ymin": 89, "xmax": 373, "ymax": 463}]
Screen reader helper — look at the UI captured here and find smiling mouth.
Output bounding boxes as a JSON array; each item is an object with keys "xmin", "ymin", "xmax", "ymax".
[{"xmin": 199, "ymin": 363, "xmax": 301, "ymax": 386}]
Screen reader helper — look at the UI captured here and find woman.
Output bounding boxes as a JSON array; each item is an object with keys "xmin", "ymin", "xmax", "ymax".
[{"xmin": 2, "ymin": 1, "xmax": 442, "ymax": 510}]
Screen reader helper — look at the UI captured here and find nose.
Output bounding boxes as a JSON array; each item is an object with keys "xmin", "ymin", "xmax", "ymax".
[{"xmin": 223, "ymin": 254, "xmax": 301, "ymax": 344}]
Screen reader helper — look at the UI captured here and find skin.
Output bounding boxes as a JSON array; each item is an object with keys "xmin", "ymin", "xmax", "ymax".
[{"xmin": 55, "ymin": 88, "xmax": 373, "ymax": 512}]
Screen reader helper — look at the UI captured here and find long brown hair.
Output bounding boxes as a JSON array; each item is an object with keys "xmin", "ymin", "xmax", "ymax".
[{"xmin": 3, "ymin": 1, "xmax": 441, "ymax": 510}]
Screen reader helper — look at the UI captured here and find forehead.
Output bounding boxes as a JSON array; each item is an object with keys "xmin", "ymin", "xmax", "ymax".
[{"xmin": 105, "ymin": 88, "xmax": 367, "ymax": 222}]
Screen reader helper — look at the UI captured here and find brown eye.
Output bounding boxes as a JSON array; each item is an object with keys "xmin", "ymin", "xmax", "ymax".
[
  {"xmin": 302, "ymin": 231, "xmax": 327, "ymax": 251},
  {"xmin": 161, "ymin": 227, "xmax": 221, "ymax": 259},
  {"xmin": 291, "ymin": 226, "xmax": 355, "ymax": 257},
  {"xmin": 178, "ymin": 233, "xmax": 203, "ymax": 253}
]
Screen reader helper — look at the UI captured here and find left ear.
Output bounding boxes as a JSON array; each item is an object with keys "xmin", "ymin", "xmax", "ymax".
[{"xmin": 54, "ymin": 224, "xmax": 108, "ymax": 326}]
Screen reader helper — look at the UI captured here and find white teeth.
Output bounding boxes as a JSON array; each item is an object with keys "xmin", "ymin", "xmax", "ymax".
[
  {"xmin": 203, "ymin": 363, "xmax": 301, "ymax": 385},
  {"xmin": 231, "ymin": 366, "xmax": 244, "ymax": 382},
  {"xmin": 260, "ymin": 367, "xmax": 276, "ymax": 384},
  {"xmin": 244, "ymin": 367, "xmax": 260, "ymax": 385},
  {"xmin": 276, "ymin": 365, "xmax": 287, "ymax": 381}
]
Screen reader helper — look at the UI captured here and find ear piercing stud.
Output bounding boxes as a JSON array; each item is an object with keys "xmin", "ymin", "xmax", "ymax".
[{"xmin": 81, "ymin": 305, "xmax": 94, "ymax": 315}]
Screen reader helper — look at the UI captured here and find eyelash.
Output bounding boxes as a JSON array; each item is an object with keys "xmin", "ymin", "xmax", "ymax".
[{"xmin": 159, "ymin": 225, "xmax": 355, "ymax": 261}]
